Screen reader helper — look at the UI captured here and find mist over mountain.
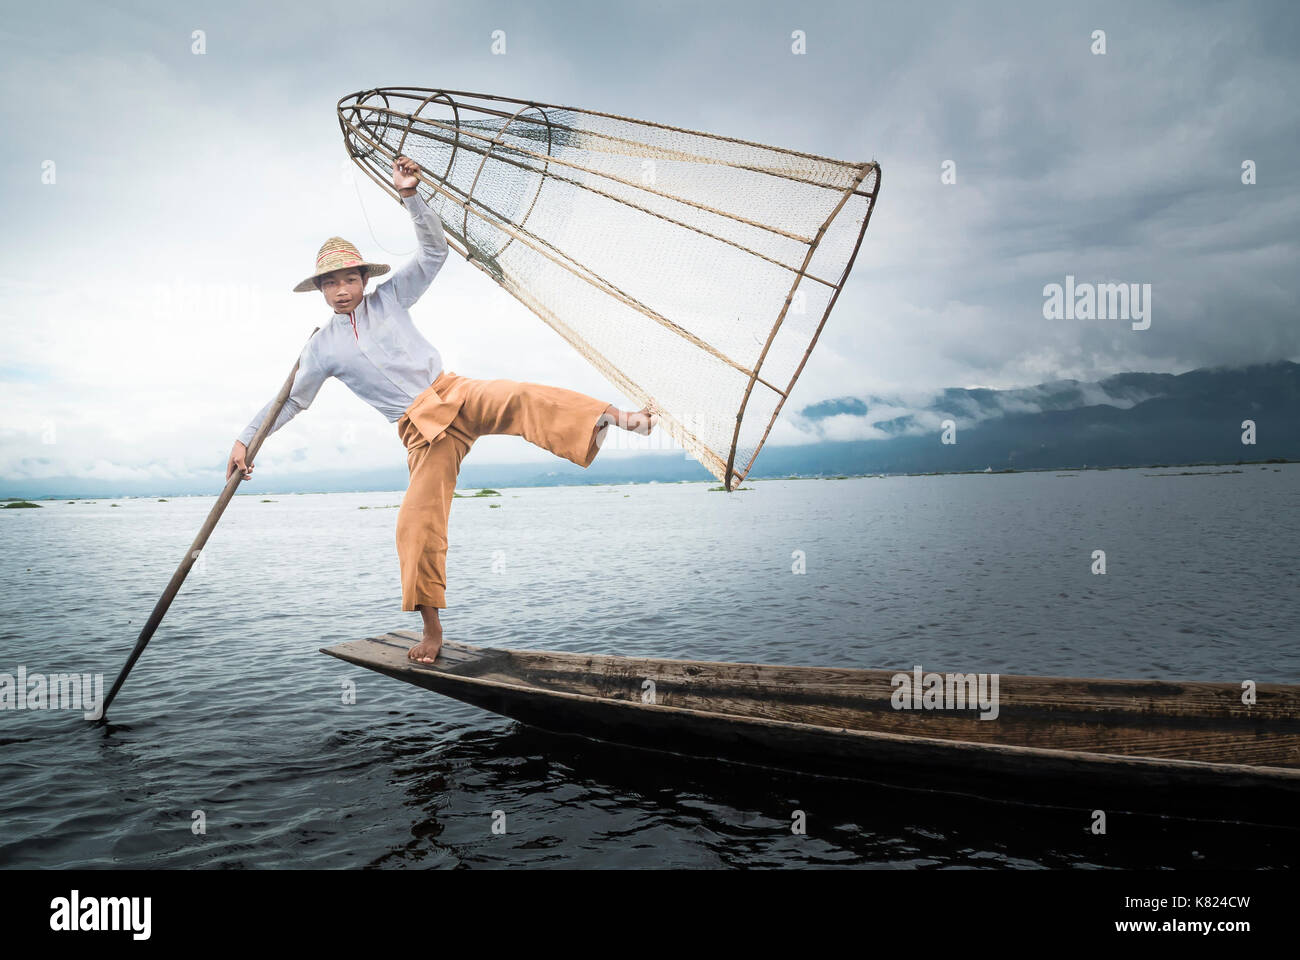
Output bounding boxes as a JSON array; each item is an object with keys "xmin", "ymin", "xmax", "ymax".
[{"xmin": 784, "ymin": 360, "xmax": 1299, "ymax": 475}]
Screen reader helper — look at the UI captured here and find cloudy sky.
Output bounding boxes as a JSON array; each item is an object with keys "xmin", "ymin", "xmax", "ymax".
[{"xmin": 2, "ymin": 0, "xmax": 1297, "ymax": 490}]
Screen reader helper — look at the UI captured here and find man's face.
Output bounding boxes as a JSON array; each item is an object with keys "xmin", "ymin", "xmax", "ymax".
[{"xmin": 319, "ymin": 268, "xmax": 365, "ymax": 312}]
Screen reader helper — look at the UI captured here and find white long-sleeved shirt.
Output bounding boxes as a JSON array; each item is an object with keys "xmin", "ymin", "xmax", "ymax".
[{"xmin": 236, "ymin": 192, "xmax": 451, "ymax": 449}]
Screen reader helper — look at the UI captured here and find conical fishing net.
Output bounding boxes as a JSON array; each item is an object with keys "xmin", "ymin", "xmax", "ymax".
[{"xmin": 338, "ymin": 87, "xmax": 881, "ymax": 489}]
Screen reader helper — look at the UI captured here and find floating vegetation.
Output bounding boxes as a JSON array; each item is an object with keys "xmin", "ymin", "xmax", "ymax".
[
  {"xmin": 3, "ymin": 501, "xmax": 41, "ymax": 509},
  {"xmin": 1143, "ymin": 470, "xmax": 1244, "ymax": 478},
  {"xmin": 906, "ymin": 468, "xmax": 1019, "ymax": 477},
  {"xmin": 489, "ymin": 504, "xmax": 501, "ymax": 509}
]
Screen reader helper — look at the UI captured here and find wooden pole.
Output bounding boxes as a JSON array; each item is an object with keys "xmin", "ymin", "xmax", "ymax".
[{"xmin": 96, "ymin": 328, "xmax": 320, "ymax": 721}]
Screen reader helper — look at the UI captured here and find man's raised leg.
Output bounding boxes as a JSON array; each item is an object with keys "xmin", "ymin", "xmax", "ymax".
[{"xmin": 456, "ymin": 378, "xmax": 654, "ymax": 466}]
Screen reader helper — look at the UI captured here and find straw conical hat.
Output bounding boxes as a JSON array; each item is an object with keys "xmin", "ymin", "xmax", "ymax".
[{"xmin": 293, "ymin": 236, "xmax": 390, "ymax": 293}]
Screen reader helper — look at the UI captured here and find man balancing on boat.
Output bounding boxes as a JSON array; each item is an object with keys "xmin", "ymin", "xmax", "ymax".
[{"xmin": 227, "ymin": 155, "xmax": 656, "ymax": 665}]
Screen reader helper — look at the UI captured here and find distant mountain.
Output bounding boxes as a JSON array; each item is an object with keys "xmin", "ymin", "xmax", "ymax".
[
  {"xmin": 4, "ymin": 361, "xmax": 1296, "ymax": 499},
  {"xmin": 786, "ymin": 360, "xmax": 1298, "ymax": 475}
]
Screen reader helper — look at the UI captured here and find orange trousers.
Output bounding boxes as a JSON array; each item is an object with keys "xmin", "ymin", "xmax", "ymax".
[{"xmin": 395, "ymin": 370, "xmax": 611, "ymax": 611}]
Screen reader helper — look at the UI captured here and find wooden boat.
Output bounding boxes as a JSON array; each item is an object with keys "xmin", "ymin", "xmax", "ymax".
[{"xmin": 321, "ymin": 630, "xmax": 1300, "ymax": 827}]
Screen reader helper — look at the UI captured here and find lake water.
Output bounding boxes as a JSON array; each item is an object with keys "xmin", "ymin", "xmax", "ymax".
[{"xmin": 1, "ymin": 466, "xmax": 1296, "ymax": 868}]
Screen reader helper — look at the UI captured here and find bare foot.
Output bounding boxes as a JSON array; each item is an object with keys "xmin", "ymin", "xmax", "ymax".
[
  {"xmin": 602, "ymin": 404, "xmax": 657, "ymax": 436},
  {"xmin": 409, "ymin": 607, "xmax": 443, "ymax": 664},
  {"xmin": 408, "ymin": 634, "xmax": 442, "ymax": 664},
  {"xmin": 625, "ymin": 406, "xmax": 656, "ymax": 435}
]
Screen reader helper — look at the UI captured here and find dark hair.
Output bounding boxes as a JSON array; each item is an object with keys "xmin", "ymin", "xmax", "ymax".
[{"xmin": 313, "ymin": 266, "xmax": 367, "ymax": 291}]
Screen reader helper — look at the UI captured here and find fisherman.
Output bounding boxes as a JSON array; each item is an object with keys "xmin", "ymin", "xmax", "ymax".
[{"xmin": 228, "ymin": 155, "xmax": 655, "ymax": 664}]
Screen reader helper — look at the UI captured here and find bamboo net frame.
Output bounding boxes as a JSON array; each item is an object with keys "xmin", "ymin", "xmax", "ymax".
[{"xmin": 337, "ymin": 87, "xmax": 882, "ymax": 489}]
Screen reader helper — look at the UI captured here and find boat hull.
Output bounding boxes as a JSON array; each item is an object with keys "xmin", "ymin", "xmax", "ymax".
[{"xmin": 321, "ymin": 632, "xmax": 1300, "ymax": 827}]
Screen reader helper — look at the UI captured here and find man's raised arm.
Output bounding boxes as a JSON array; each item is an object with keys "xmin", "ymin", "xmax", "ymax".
[{"xmin": 378, "ymin": 191, "xmax": 450, "ymax": 310}]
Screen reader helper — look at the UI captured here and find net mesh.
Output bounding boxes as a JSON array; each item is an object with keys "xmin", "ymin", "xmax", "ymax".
[{"xmin": 338, "ymin": 88, "xmax": 881, "ymax": 488}]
